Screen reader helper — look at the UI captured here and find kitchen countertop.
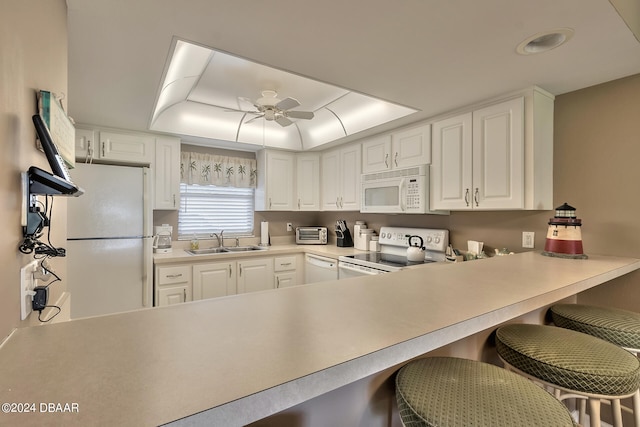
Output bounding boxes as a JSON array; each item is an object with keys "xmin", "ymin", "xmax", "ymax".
[{"xmin": 1, "ymin": 252, "xmax": 639, "ymax": 426}]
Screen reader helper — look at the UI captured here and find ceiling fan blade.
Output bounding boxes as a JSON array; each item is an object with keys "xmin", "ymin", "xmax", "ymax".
[
  {"xmin": 275, "ymin": 97, "xmax": 300, "ymax": 111},
  {"xmin": 286, "ymin": 111, "xmax": 314, "ymax": 120},
  {"xmin": 245, "ymin": 114, "xmax": 264, "ymax": 124},
  {"xmin": 275, "ymin": 116, "xmax": 293, "ymax": 127}
]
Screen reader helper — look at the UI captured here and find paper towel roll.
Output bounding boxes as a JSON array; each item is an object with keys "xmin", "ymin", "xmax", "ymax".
[{"xmin": 260, "ymin": 221, "xmax": 269, "ymax": 246}]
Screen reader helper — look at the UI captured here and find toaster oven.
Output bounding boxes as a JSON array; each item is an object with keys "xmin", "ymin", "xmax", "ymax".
[{"xmin": 295, "ymin": 227, "xmax": 328, "ymax": 245}]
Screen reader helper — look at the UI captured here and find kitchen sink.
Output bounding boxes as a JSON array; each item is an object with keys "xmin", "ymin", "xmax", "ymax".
[
  {"xmin": 224, "ymin": 246, "xmax": 267, "ymax": 252},
  {"xmin": 185, "ymin": 246, "xmax": 267, "ymax": 255},
  {"xmin": 185, "ymin": 248, "xmax": 229, "ymax": 255}
]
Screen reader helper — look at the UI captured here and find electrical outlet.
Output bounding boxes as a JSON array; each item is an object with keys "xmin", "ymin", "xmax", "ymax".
[
  {"xmin": 20, "ymin": 260, "xmax": 39, "ymax": 320},
  {"xmin": 286, "ymin": 222, "xmax": 293, "ymax": 232},
  {"xmin": 522, "ymin": 231, "xmax": 535, "ymax": 249}
]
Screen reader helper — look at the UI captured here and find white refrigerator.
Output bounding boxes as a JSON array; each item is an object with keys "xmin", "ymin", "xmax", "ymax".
[{"xmin": 66, "ymin": 163, "xmax": 152, "ymax": 318}]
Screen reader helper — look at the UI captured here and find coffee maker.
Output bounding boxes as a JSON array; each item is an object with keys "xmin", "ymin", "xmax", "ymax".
[
  {"xmin": 335, "ymin": 220, "xmax": 354, "ymax": 247},
  {"xmin": 153, "ymin": 224, "xmax": 173, "ymax": 253}
]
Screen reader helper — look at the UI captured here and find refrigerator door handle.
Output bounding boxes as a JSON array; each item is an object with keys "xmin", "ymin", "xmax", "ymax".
[{"xmin": 142, "ymin": 236, "xmax": 152, "ymax": 308}]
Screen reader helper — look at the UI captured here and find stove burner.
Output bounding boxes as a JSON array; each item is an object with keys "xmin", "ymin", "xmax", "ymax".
[{"xmin": 344, "ymin": 253, "xmax": 435, "ymax": 268}]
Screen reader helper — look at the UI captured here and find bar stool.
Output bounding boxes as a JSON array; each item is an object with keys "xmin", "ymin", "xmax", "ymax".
[
  {"xmin": 395, "ymin": 357, "xmax": 577, "ymax": 427},
  {"xmin": 496, "ymin": 323, "xmax": 640, "ymax": 427},
  {"xmin": 550, "ymin": 304, "xmax": 640, "ymax": 355}
]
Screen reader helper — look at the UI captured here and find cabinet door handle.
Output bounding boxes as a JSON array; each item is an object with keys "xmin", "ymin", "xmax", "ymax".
[
  {"xmin": 166, "ymin": 273, "xmax": 183, "ymax": 278},
  {"xmin": 281, "ymin": 262, "xmax": 292, "ymax": 266},
  {"xmin": 276, "ymin": 277, "xmax": 280, "ymax": 288},
  {"xmin": 173, "ymin": 194, "xmax": 176, "ymax": 207},
  {"xmin": 474, "ymin": 188, "xmax": 479, "ymax": 207},
  {"xmin": 86, "ymin": 140, "xmax": 92, "ymax": 164},
  {"xmin": 298, "ymin": 199, "xmax": 300, "ymax": 209},
  {"xmin": 183, "ymin": 289, "xmax": 186, "ymax": 301},
  {"xmin": 394, "ymin": 152, "xmax": 398, "ymax": 167},
  {"xmin": 228, "ymin": 265, "xmax": 232, "ymax": 278},
  {"xmin": 340, "ymin": 197, "xmax": 344, "ymax": 208},
  {"xmin": 335, "ymin": 198, "xmax": 339, "ymax": 208},
  {"xmin": 464, "ymin": 188, "xmax": 470, "ymax": 207},
  {"xmin": 269, "ymin": 198, "xmax": 272, "ymax": 209},
  {"xmin": 101, "ymin": 141, "xmax": 106, "ymax": 157},
  {"xmin": 384, "ymin": 153, "xmax": 389, "ymax": 168},
  {"xmin": 239, "ymin": 264, "xmax": 242, "ymax": 277}
]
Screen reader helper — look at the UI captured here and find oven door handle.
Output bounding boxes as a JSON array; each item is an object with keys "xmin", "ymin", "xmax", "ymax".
[{"xmin": 339, "ymin": 262, "xmax": 384, "ymax": 275}]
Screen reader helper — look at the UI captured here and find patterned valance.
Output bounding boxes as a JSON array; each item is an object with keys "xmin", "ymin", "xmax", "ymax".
[{"xmin": 181, "ymin": 152, "xmax": 257, "ymax": 188}]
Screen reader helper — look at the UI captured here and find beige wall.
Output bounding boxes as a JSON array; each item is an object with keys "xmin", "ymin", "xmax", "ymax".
[
  {"xmin": 0, "ymin": 0, "xmax": 68, "ymax": 341},
  {"xmin": 555, "ymin": 74, "xmax": 640, "ymax": 310}
]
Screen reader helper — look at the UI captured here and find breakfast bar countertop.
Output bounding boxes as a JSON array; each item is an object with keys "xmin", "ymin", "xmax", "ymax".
[{"xmin": 1, "ymin": 252, "xmax": 639, "ymax": 426}]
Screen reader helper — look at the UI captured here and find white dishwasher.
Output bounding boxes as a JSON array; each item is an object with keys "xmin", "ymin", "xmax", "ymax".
[{"xmin": 304, "ymin": 254, "xmax": 338, "ymax": 284}]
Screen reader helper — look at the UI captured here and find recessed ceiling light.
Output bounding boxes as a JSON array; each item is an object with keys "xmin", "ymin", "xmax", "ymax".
[{"xmin": 516, "ymin": 28, "xmax": 574, "ymax": 55}]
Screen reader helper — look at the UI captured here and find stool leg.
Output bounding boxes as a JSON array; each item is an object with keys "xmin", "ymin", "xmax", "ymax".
[
  {"xmin": 633, "ymin": 389, "xmax": 640, "ymax": 427},
  {"xmin": 579, "ymin": 399, "xmax": 587, "ymax": 426},
  {"xmin": 589, "ymin": 398, "xmax": 601, "ymax": 427},
  {"xmin": 612, "ymin": 399, "xmax": 623, "ymax": 427}
]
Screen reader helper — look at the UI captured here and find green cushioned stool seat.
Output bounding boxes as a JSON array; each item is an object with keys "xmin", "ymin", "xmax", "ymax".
[
  {"xmin": 496, "ymin": 324, "xmax": 640, "ymax": 427},
  {"xmin": 395, "ymin": 357, "xmax": 577, "ymax": 427},
  {"xmin": 550, "ymin": 304, "xmax": 640, "ymax": 351}
]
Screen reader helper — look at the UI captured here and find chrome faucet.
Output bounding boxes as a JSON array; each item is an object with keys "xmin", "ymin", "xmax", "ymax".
[
  {"xmin": 210, "ymin": 230, "xmax": 224, "ymax": 247},
  {"xmin": 235, "ymin": 237, "xmax": 240, "ymax": 247}
]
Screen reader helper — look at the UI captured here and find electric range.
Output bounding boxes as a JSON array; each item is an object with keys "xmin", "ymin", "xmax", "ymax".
[{"xmin": 338, "ymin": 227, "xmax": 449, "ymax": 277}]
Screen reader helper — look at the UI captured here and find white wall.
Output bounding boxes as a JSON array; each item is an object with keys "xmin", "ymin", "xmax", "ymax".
[{"xmin": 0, "ymin": 0, "xmax": 68, "ymax": 340}]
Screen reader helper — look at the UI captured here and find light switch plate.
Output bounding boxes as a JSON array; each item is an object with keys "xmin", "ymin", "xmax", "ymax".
[{"xmin": 522, "ymin": 231, "xmax": 535, "ymax": 249}]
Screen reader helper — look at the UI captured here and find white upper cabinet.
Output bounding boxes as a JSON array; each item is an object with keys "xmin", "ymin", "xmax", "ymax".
[
  {"xmin": 321, "ymin": 143, "xmax": 361, "ymax": 211},
  {"xmin": 431, "ymin": 112, "xmax": 474, "ymax": 210},
  {"xmin": 255, "ymin": 149, "xmax": 295, "ymax": 211},
  {"xmin": 295, "ymin": 153, "xmax": 320, "ymax": 211},
  {"xmin": 74, "ymin": 126, "xmax": 154, "ymax": 165},
  {"xmin": 75, "ymin": 128, "xmax": 96, "ymax": 163},
  {"xmin": 472, "ymin": 98, "xmax": 524, "ymax": 209},
  {"xmin": 361, "ymin": 135, "xmax": 392, "ymax": 173},
  {"xmin": 431, "ymin": 87, "xmax": 553, "ymax": 211},
  {"xmin": 154, "ymin": 137, "xmax": 181, "ymax": 210},
  {"xmin": 392, "ymin": 124, "xmax": 431, "ymax": 169},
  {"xmin": 362, "ymin": 124, "xmax": 431, "ymax": 173}
]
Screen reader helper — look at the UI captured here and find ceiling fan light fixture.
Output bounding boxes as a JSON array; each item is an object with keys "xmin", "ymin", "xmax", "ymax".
[
  {"xmin": 516, "ymin": 28, "xmax": 574, "ymax": 55},
  {"xmin": 256, "ymin": 90, "xmax": 279, "ymax": 107}
]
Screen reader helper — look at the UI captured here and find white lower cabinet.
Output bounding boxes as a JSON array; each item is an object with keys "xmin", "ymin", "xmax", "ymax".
[
  {"xmin": 237, "ymin": 258, "xmax": 274, "ymax": 294},
  {"xmin": 192, "ymin": 262, "xmax": 236, "ymax": 300},
  {"xmin": 155, "ymin": 265, "xmax": 192, "ymax": 307},
  {"xmin": 274, "ymin": 255, "xmax": 301, "ymax": 289},
  {"xmin": 158, "ymin": 286, "xmax": 191, "ymax": 306},
  {"xmin": 155, "ymin": 254, "xmax": 302, "ymax": 305}
]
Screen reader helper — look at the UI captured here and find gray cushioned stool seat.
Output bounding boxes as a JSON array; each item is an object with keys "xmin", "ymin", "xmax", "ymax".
[
  {"xmin": 550, "ymin": 304, "xmax": 640, "ymax": 350},
  {"xmin": 496, "ymin": 324, "xmax": 640, "ymax": 396},
  {"xmin": 395, "ymin": 357, "xmax": 577, "ymax": 427}
]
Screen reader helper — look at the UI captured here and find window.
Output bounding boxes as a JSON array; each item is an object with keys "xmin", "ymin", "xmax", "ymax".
[{"xmin": 178, "ymin": 183, "xmax": 254, "ymax": 239}]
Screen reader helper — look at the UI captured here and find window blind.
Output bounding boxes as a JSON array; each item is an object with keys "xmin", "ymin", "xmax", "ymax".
[{"xmin": 178, "ymin": 183, "xmax": 254, "ymax": 239}]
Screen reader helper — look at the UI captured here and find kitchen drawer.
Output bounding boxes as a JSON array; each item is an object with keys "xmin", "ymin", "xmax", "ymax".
[
  {"xmin": 274, "ymin": 256, "xmax": 297, "ymax": 272},
  {"xmin": 157, "ymin": 265, "xmax": 191, "ymax": 285}
]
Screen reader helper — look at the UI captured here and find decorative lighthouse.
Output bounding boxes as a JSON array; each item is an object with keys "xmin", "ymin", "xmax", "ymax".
[{"xmin": 541, "ymin": 202, "xmax": 588, "ymax": 259}]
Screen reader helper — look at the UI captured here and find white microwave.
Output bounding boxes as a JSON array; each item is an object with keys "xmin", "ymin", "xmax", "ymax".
[{"xmin": 361, "ymin": 165, "xmax": 442, "ymax": 214}]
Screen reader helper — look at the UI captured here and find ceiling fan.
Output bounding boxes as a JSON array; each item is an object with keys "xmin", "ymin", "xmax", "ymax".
[{"xmin": 237, "ymin": 90, "xmax": 314, "ymax": 127}]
